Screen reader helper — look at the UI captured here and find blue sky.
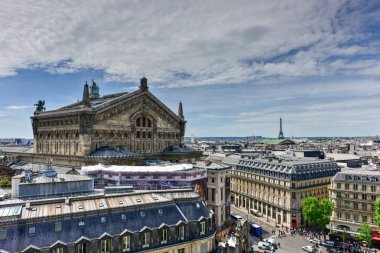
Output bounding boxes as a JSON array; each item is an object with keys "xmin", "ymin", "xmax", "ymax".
[{"xmin": 0, "ymin": 0, "xmax": 380, "ymax": 138}]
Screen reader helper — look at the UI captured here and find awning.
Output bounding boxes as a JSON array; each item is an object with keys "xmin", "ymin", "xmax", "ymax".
[{"xmin": 372, "ymin": 236, "xmax": 380, "ymax": 242}]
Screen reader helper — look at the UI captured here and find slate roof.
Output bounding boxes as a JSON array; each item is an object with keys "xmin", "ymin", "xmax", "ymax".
[
  {"xmin": 162, "ymin": 146, "xmax": 198, "ymax": 153},
  {"xmin": 0, "ymin": 190, "xmax": 210, "ymax": 252}
]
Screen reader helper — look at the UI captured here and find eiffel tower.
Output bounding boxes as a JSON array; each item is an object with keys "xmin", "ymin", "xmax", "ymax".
[{"xmin": 278, "ymin": 118, "xmax": 284, "ymax": 139}]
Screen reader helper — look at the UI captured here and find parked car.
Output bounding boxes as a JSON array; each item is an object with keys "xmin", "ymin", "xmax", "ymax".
[
  {"xmin": 258, "ymin": 241, "xmax": 270, "ymax": 250},
  {"xmin": 302, "ymin": 245, "xmax": 315, "ymax": 253},
  {"xmin": 310, "ymin": 238, "xmax": 321, "ymax": 245},
  {"xmin": 322, "ymin": 240, "xmax": 335, "ymax": 248}
]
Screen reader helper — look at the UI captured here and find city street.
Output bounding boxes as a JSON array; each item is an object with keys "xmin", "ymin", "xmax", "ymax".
[{"xmin": 251, "ymin": 233, "xmax": 328, "ymax": 253}]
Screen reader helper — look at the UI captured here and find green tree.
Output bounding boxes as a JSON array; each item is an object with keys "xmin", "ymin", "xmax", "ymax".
[
  {"xmin": 0, "ymin": 177, "xmax": 11, "ymax": 188},
  {"xmin": 302, "ymin": 197, "xmax": 334, "ymax": 230},
  {"xmin": 374, "ymin": 199, "xmax": 380, "ymax": 227},
  {"xmin": 358, "ymin": 222, "xmax": 372, "ymax": 247}
]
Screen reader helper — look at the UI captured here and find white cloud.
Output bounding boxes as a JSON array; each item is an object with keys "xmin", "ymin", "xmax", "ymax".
[
  {"xmin": 0, "ymin": 0, "xmax": 379, "ymax": 87},
  {"xmin": 5, "ymin": 105, "xmax": 34, "ymax": 110}
]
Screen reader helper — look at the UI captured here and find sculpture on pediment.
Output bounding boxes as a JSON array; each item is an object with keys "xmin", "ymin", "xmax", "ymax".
[{"xmin": 34, "ymin": 100, "xmax": 46, "ymax": 112}]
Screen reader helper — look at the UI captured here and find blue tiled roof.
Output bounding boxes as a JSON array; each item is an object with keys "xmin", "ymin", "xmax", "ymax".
[
  {"xmin": 87, "ymin": 146, "xmax": 138, "ymax": 158},
  {"xmin": 0, "ymin": 204, "xmax": 201, "ymax": 252}
]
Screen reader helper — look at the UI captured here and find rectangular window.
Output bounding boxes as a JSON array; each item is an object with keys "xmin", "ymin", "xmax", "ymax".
[
  {"xmin": 211, "ymin": 189, "xmax": 215, "ymax": 202},
  {"xmin": 136, "ymin": 131, "xmax": 140, "ymax": 138},
  {"xmin": 121, "ymin": 214, "xmax": 127, "ymax": 221},
  {"xmin": 362, "ymin": 194, "xmax": 367, "ymax": 200},
  {"xmin": 363, "ymin": 216, "xmax": 368, "ymax": 223},
  {"xmin": 142, "ymin": 232, "xmax": 150, "ymax": 248},
  {"xmin": 200, "ymin": 221, "xmax": 206, "ymax": 235},
  {"xmin": 28, "ymin": 226, "xmax": 36, "ymax": 236},
  {"xmin": 161, "ymin": 229, "xmax": 168, "ymax": 244},
  {"xmin": 77, "ymin": 243, "xmax": 87, "ymax": 253},
  {"xmin": 53, "ymin": 248, "xmax": 64, "ymax": 253},
  {"xmin": 291, "ymin": 192, "xmax": 296, "ymax": 199},
  {"xmin": 337, "ymin": 183, "xmax": 341, "ymax": 189},
  {"xmin": 101, "ymin": 217, "xmax": 107, "ymax": 223},
  {"xmin": 371, "ymin": 186, "xmax": 376, "ymax": 192},
  {"xmin": 372, "ymin": 195, "xmax": 377, "ymax": 201},
  {"xmin": 353, "ymin": 202, "xmax": 358, "ymax": 210},
  {"xmin": 362, "ymin": 185, "xmax": 367, "ymax": 191},
  {"xmin": 345, "ymin": 183, "xmax": 349, "ymax": 190},
  {"xmin": 55, "ymin": 222, "xmax": 62, "ymax": 232},
  {"xmin": 337, "ymin": 192, "xmax": 341, "ymax": 198},
  {"xmin": 122, "ymin": 235, "xmax": 130, "ymax": 252},
  {"xmin": 354, "ymin": 214, "xmax": 358, "ymax": 222},
  {"xmin": 362, "ymin": 203, "xmax": 367, "ymax": 211},
  {"xmin": 178, "ymin": 249, "xmax": 185, "ymax": 253},
  {"xmin": 353, "ymin": 193, "xmax": 358, "ymax": 199},
  {"xmin": 353, "ymin": 184, "xmax": 358, "ymax": 190},
  {"xmin": 337, "ymin": 212, "xmax": 342, "ymax": 219},
  {"xmin": 100, "ymin": 239, "xmax": 111, "ymax": 253},
  {"xmin": 0, "ymin": 229, "xmax": 6, "ymax": 240},
  {"xmin": 345, "ymin": 213, "xmax": 350, "ymax": 220},
  {"xmin": 178, "ymin": 226, "xmax": 185, "ymax": 240}
]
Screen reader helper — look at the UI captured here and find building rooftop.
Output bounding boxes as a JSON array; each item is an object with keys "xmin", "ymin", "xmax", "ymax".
[{"xmin": 82, "ymin": 163, "xmax": 195, "ymax": 173}]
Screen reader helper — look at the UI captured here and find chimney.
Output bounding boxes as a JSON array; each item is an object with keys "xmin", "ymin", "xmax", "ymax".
[
  {"xmin": 139, "ymin": 77, "xmax": 149, "ymax": 92},
  {"xmin": 65, "ymin": 197, "xmax": 70, "ymax": 206},
  {"xmin": 82, "ymin": 81, "xmax": 90, "ymax": 107}
]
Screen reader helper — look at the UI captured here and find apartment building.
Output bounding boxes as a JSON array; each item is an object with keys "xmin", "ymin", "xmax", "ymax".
[
  {"xmin": 330, "ymin": 168, "xmax": 380, "ymax": 235},
  {"xmin": 229, "ymin": 157, "xmax": 340, "ymax": 228}
]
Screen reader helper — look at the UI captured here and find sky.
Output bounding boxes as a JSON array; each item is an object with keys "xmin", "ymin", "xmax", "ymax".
[{"xmin": 0, "ymin": 0, "xmax": 380, "ymax": 138}]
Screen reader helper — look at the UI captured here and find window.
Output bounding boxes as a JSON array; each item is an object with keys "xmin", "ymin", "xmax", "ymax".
[
  {"xmin": 371, "ymin": 186, "xmax": 376, "ymax": 192},
  {"xmin": 345, "ymin": 183, "xmax": 349, "ymax": 190},
  {"xmin": 121, "ymin": 214, "xmax": 127, "ymax": 221},
  {"xmin": 362, "ymin": 194, "xmax": 367, "ymax": 200},
  {"xmin": 353, "ymin": 193, "xmax": 358, "ymax": 199},
  {"xmin": 142, "ymin": 232, "xmax": 150, "ymax": 248},
  {"xmin": 178, "ymin": 249, "xmax": 185, "ymax": 253},
  {"xmin": 100, "ymin": 239, "xmax": 111, "ymax": 253},
  {"xmin": 55, "ymin": 222, "xmax": 62, "ymax": 232},
  {"xmin": 122, "ymin": 235, "xmax": 130, "ymax": 252},
  {"xmin": 354, "ymin": 214, "xmax": 359, "ymax": 222},
  {"xmin": 372, "ymin": 195, "xmax": 377, "ymax": 201},
  {"xmin": 28, "ymin": 226, "xmax": 36, "ymax": 236},
  {"xmin": 77, "ymin": 243, "xmax": 87, "ymax": 253},
  {"xmin": 101, "ymin": 217, "xmax": 107, "ymax": 223},
  {"xmin": 362, "ymin": 203, "xmax": 367, "ymax": 211},
  {"xmin": 200, "ymin": 221, "xmax": 206, "ymax": 235},
  {"xmin": 337, "ymin": 212, "xmax": 342, "ymax": 219},
  {"xmin": 140, "ymin": 211, "xmax": 145, "ymax": 218},
  {"xmin": 336, "ymin": 192, "xmax": 342, "ymax": 198},
  {"xmin": 0, "ymin": 229, "xmax": 6, "ymax": 240},
  {"xmin": 161, "ymin": 229, "xmax": 168, "ymax": 244},
  {"xmin": 353, "ymin": 184, "xmax": 358, "ymax": 190},
  {"xmin": 211, "ymin": 177, "xmax": 215, "ymax": 183},
  {"xmin": 178, "ymin": 226, "xmax": 185, "ymax": 240},
  {"xmin": 353, "ymin": 202, "xmax": 358, "ymax": 210},
  {"xmin": 345, "ymin": 213, "xmax": 350, "ymax": 220},
  {"xmin": 53, "ymin": 247, "xmax": 64, "ymax": 253},
  {"xmin": 363, "ymin": 216, "xmax": 368, "ymax": 223},
  {"xmin": 79, "ymin": 221, "xmax": 85, "ymax": 226},
  {"xmin": 362, "ymin": 185, "xmax": 367, "ymax": 191},
  {"xmin": 158, "ymin": 209, "xmax": 163, "ymax": 215},
  {"xmin": 211, "ymin": 189, "xmax": 215, "ymax": 202},
  {"xmin": 291, "ymin": 192, "xmax": 296, "ymax": 199}
]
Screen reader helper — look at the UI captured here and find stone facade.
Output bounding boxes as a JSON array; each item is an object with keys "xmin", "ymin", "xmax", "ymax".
[{"xmin": 31, "ymin": 78, "xmax": 187, "ymax": 157}]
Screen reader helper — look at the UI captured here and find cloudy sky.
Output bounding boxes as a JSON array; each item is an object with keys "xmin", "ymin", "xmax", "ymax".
[{"xmin": 0, "ymin": 0, "xmax": 380, "ymax": 138}]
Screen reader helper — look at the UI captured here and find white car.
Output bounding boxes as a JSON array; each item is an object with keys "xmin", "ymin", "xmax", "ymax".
[
  {"xmin": 302, "ymin": 245, "xmax": 314, "ymax": 253},
  {"xmin": 310, "ymin": 238, "xmax": 321, "ymax": 245}
]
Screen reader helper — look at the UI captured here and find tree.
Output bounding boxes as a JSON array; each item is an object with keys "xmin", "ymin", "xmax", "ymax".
[
  {"xmin": 358, "ymin": 222, "xmax": 372, "ymax": 247},
  {"xmin": 302, "ymin": 197, "xmax": 334, "ymax": 230},
  {"xmin": 373, "ymin": 199, "xmax": 380, "ymax": 227},
  {"xmin": 0, "ymin": 177, "xmax": 11, "ymax": 188}
]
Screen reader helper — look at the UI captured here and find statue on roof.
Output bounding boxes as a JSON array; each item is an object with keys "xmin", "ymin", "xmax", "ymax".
[
  {"xmin": 34, "ymin": 100, "xmax": 46, "ymax": 112},
  {"xmin": 90, "ymin": 79, "xmax": 100, "ymax": 99}
]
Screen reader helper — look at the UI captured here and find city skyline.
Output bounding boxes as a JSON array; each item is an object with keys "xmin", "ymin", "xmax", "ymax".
[{"xmin": 1, "ymin": 1, "xmax": 380, "ymax": 138}]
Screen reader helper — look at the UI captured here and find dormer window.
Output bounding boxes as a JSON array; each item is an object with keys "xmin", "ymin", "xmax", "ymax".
[
  {"xmin": 158, "ymin": 209, "xmax": 163, "ymax": 215},
  {"xmin": 161, "ymin": 228, "xmax": 168, "ymax": 244}
]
